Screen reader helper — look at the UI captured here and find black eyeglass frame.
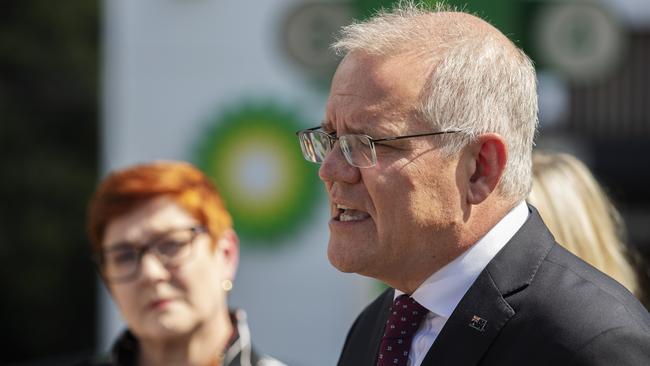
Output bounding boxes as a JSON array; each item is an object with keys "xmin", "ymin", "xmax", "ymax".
[
  {"xmin": 296, "ymin": 126, "xmax": 461, "ymax": 167},
  {"xmin": 95, "ymin": 225, "xmax": 208, "ymax": 284}
]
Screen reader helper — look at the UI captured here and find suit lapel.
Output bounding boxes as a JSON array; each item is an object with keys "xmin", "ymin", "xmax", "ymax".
[
  {"xmin": 339, "ymin": 288, "xmax": 396, "ymax": 366},
  {"xmin": 367, "ymin": 290, "xmax": 395, "ymax": 365},
  {"xmin": 420, "ymin": 271, "xmax": 514, "ymax": 365},
  {"xmin": 421, "ymin": 206, "xmax": 554, "ymax": 365}
]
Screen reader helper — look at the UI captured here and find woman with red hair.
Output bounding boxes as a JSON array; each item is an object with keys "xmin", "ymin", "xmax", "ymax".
[{"xmin": 84, "ymin": 160, "xmax": 284, "ymax": 366}]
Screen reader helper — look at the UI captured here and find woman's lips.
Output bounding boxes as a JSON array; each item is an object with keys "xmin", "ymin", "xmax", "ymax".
[{"xmin": 148, "ymin": 298, "xmax": 174, "ymax": 310}]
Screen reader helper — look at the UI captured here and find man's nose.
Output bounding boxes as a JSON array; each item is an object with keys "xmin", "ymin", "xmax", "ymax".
[{"xmin": 318, "ymin": 142, "xmax": 361, "ymax": 184}]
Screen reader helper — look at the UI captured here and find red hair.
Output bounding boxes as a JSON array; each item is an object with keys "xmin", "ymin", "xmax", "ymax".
[{"xmin": 87, "ymin": 161, "xmax": 232, "ymax": 256}]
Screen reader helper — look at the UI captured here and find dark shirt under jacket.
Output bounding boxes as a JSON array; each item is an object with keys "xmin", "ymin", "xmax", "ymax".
[
  {"xmin": 79, "ymin": 310, "xmax": 285, "ymax": 366},
  {"xmin": 338, "ymin": 206, "xmax": 650, "ymax": 366}
]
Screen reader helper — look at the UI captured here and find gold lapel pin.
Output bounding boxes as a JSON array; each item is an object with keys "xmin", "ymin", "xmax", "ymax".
[{"xmin": 469, "ymin": 315, "xmax": 487, "ymax": 332}]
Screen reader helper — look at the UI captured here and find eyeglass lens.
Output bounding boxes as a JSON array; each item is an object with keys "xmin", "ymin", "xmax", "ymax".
[
  {"xmin": 340, "ymin": 135, "xmax": 376, "ymax": 168},
  {"xmin": 299, "ymin": 131, "xmax": 331, "ymax": 163},
  {"xmin": 299, "ymin": 131, "xmax": 377, "ymax": 168}
]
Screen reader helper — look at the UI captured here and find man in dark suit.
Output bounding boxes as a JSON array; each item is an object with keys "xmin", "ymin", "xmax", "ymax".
[{"xmin": 295, "ymin": 2, "xmax": 650, "ymax": 366}]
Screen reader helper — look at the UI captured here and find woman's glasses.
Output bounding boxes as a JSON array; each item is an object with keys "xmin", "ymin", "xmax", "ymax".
[{"xmin": 99, "ymin": 226, "xmax": 207, "ymax": 283}]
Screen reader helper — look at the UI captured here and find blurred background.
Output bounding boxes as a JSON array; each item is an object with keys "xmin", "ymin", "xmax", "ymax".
[{"xmin": 1, "ymin": 0, "xmax": 649, "ymax": 364}]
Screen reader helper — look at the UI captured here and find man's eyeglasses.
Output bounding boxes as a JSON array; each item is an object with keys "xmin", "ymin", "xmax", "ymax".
[
  {"xmin": 296, "ymin": 127, "xmax": 460, "ymax": 168},
  {"xmin": 99, "ymin": 226, "xmax": 207, "ymax": 283}
]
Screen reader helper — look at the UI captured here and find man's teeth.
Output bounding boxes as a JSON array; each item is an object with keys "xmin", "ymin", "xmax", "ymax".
[{"xmin": 339, "ymin": 208, "xmax": 369, "ymax": 222}]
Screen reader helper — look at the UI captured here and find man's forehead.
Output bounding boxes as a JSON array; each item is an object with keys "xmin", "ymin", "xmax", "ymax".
[
  {"xmin": 331, "ymin": 52, "xmax": 418, "ymax": 98},
  {"xmin": 327, "ymin": 53, "xmax": 427, "ymax": 121},
  {"xmin": 321, "ymin": 115, "xmax": 414, "ymax": 138}
]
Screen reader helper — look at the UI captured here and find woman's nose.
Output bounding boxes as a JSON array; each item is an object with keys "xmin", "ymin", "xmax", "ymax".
[{"xmin": 138, "ymin": 252, "xmax": 171, "ymax": 282}]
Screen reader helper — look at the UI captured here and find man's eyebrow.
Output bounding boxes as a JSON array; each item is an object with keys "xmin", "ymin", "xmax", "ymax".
[{"xmin": 320, "ymin": 121, "xmax": 367, "ymax": 135}]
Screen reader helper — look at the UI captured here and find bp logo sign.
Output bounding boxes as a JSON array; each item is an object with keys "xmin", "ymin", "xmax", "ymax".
[{"xmin": 194, "ymin": 102, "xmax": 321, "ymax": 246}]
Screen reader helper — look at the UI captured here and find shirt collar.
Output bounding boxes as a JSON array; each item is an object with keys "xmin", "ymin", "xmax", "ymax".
[{"xmin": 395, "ymin": 201, "xmax": 529, "ymax": 319}]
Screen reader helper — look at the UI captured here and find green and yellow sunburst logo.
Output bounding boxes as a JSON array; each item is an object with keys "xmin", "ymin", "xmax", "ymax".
[{"xmin": 194, "ymin": 102, "xmax": 322, "ymax": 247}]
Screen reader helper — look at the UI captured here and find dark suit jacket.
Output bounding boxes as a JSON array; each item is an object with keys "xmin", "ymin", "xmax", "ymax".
[{"xmin": 338, "ymin": 207, "xmax": 650, "ymax": 366}]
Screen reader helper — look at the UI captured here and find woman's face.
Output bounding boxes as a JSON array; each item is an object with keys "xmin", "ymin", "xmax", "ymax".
[{"xmin": 102, "ymin": 196, "xmax": 238, "ymax": 341}]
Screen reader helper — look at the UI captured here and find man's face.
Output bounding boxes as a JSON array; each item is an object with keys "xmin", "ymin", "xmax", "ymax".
[{"xmin": 319, "ymin": 52, "xmax": 465, "ymax": 285}]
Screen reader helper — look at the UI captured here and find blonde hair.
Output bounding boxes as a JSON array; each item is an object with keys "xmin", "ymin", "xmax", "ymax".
[
  {"xmin": 332, "ymin": 0, "xmax": 538, "ymax": 202},
  {"xmin": 528, "ymin": 151, "xmax": 639, "ymax": 295}
]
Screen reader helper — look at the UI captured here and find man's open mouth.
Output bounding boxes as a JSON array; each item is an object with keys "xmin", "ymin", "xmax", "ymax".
[{"xmin": 336, "ymin": 204, "xmax": 370, "ymax": 222}]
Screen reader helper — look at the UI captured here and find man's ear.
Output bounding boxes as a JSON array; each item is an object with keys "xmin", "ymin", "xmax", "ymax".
[
  {"xmin": 466, "ymin": 133, "xmax": 507, "ymax": 205},
  {"xmin": 217, "ymin": 228, "xmax": 239, "ymax": 281}
]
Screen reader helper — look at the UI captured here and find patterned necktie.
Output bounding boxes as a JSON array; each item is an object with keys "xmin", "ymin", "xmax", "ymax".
[{"xmin": 376, "ymin": 294, "xmax": 429, "ymax": 366}]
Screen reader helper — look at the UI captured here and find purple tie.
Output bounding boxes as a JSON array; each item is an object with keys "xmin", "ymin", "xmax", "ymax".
[{"xmin": 376, "ymin": 294, "xmax": 429, "ymax": 366}]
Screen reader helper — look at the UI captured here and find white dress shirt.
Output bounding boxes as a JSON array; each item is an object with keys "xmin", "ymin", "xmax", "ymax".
[{"xmin": 394, "ymin": 201, "xmax": 529, "ymax": 366}]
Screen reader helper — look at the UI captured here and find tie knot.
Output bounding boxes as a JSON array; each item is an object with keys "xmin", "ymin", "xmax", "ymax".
[{"xmin": 383, "ymin": 295, "xmax": 429, "ymax": 339}]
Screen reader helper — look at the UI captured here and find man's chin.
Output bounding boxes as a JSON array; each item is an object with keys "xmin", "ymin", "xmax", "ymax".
[
  {"xmin": 329, "ymin": 261, "xmax": 357, "ymax": 273},
  {"xmin": 327, "ymin": 240, "xmax": 370, "ymax": 274}
]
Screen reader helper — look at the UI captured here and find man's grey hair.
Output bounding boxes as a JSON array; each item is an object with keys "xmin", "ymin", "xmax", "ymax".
[{"xmin": 332, "ymin": 1, "xmax": 539, "ymax": 202}]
